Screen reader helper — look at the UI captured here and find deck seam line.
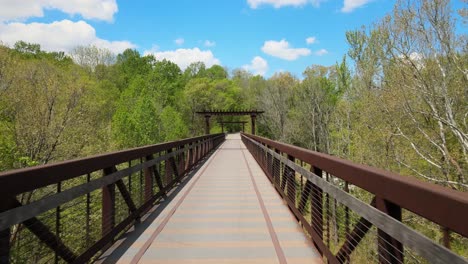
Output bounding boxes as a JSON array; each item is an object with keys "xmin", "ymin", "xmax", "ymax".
[
  {"xmin": 241, "ymin": 147, "xmax": 288, "ymax": 264},
  {"xmin": 129, "ymin": 143, "xmax": 224, "ymax": 264}
]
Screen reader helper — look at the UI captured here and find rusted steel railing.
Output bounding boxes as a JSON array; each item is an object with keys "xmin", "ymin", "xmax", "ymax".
[
  {"xmin": 0, "ymin": 133, "xmax": 225, "ymax": 264},
  {"xmin": 241, "ymin": 133, "xmax": 467, "ymax": 264}
]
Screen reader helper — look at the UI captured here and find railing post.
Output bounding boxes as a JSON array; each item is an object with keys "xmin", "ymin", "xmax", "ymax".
[
  {"xmin": 200, "ymin": 140, "xmax": 203, "ymax": 158},
  {"xmin": 144, "ymin": 155, "xmax": 154, "ymax": 201},
  {"xmin": 102, "ymin": 167, "xmax": 116, "ymax": 243},
  {"xmin": 187, "ymin": 142, "xmax": 194, "ymax": 170},
  {"xmin": 266, "ymin": 146, "xmax": 273, "ymax": 182},
  {"xmin": 194, "ymin": 141, "xmax": 198, "ymax": 163},
  {"xmin": 0, "ymin": 196, "xmax": 15, "ymax": 264},
  {"xmin": 204, "ymin": 115, "xmax": 211, "ymax": 135},
  {"xmin": 178, "ymin": 146, "xmax": 185, "ymax": 175},
  {"xmin": 85, "ymin": 173, "xmax": 91, "ymax": 247},
  {"xmin": 0, "ymin": 227, "xmax": 9, "ymax": 264},
  {"xmin": 442, "ymin": 227, "xmax": 451, "ymax": 249},
  {"xmin": 286, "ymin": 155, "xmax": 296, "ymax": 205},
  {"xmin": 376, "ymin": 197, "xmax": 403, "ymax": 264},
  {"xmin": 250, "ymin": 114, "xmax": 257, "ymax": 135},
  {"xmin": 54, "ymin": 182, "xmax": 61, "ymax": 264},
  {"xmin": 165, "ymin": 151, "xmax": 174, "ymax": 185},
  {"xmin": 273, "ymin": 149, "xmax": 281, "ymax": 187},
  {"xmin": 311, "ymin": 166, "xmax": 323, "ymax": 256},
  {"xmin": 202, "ymin": 140, "xmax": 206, "ymax": 156},
  {"xmin": 281, "ymin": 155, "xmax": 295, "ymax": 193}
]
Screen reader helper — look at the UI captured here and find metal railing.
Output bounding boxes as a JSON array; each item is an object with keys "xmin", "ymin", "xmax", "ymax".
[
  {"xmin": 241, "ymin": 133, "xmax": 467, "ymax": 264},
  {"xmin": 0, "ymin": 133, "xmax": 225, "ymax": 264}
]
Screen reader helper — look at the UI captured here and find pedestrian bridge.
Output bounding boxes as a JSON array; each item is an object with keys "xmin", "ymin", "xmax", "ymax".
[{"xmin": 0, "ymin": 133, "xmax": 466, "ymax": 264}]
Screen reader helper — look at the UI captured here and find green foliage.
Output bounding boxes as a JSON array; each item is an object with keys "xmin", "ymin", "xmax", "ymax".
[
  {"xmin": 184, "ymin": 62, "xmax": 207, "ymax": 79},
  {"xmin": 2, "ymin": 4, "xmax": 464, "ymax": 188},
  {"xmin": 160, "ymin": 106, "xmax": 188, "ymax": 141},
  {"xmin": 205, "ymin": 65, "xmax": 228, "ymax": 80},
  {"xmin": 1, "ymin": 3, "xmax": 467, "ymax": 259},
  {"xmin": 112, "ymin": 76, "xmax": 162, "ymax": 147}
]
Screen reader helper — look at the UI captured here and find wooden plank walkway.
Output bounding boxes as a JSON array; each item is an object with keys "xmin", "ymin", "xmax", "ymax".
[{"xmin": 99, "ymin": 133, "xmax": 322, "ymax": 264}]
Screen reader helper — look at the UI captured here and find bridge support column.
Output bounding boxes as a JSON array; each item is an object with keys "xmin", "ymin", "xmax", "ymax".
[
  {"xmin": 250, "ymin": 114, "xmax": 256, "ymax": 135},
  {"xmin": 204, "ymin": 115, "xmax": 211, "ymax": 135}
]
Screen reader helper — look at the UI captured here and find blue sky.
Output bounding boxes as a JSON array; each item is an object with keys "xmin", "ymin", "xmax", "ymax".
[{"xmin": 0, "ymin": 0, "xmax": 465, "ymax": 77}]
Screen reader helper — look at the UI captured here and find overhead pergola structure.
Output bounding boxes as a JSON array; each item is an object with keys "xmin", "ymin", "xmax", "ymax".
[
  {"xmin": 218, "ymin": 121, "xmax": 249, "ymax": 133},
  {"xmin": 196, "ymin": 110, "xmax": 264, "ymax": 135}
]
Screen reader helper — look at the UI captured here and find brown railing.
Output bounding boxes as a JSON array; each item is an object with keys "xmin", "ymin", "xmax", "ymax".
[
  {"xmin": 0, "ymin": 133, "xmax": 225, "ymax": 264},
  {"xmin": 241, "ymin": 133, "xmax": 467, "ymax": 264}
]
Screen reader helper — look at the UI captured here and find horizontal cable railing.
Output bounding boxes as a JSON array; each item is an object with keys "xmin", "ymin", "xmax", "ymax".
[
  {"xmin": 0, "ymin": 133, "xmax": 225, "ymax": 264},
  {"xmin": 241, "ymin": 133, "xmax": 467, "ymax": 264}
]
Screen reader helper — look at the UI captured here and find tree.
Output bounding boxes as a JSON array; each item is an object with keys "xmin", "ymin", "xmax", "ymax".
[
  {"xmin": 13, "ymin": 41, "xmax": 41, "ymax": 56},
  {"xmin": 114, "ymin": 49, "xmax": 153, "ymax": 91},
  {"xmin": 206, "ymin": 65, "xmax": 228, "ymax": 80},
  {"xmin": 112, "ymin": 76, "xmax": 163, "ymax": 147},
  {"xmin": 345, "ymin": 0, "xmax": 467, "ymax": 189},
  {"xmin": 149, "ymin": 59, "xmax": 183, "ymax": 107},
  {"xmin": 184, "ymin": 62, "xmax": 207, "ymax": 79},
  {"xmin": 287, "ymin": 65, "xmax": 340, "ymax": 152},
  {"xmin": 257, "ymin": 72, "xmax": 297, "ymax": 140},
  {"xmin": 71, "ymin": 45, "xmax": 115, "ymax": 71},
  {"xmin": 160, "ymin": 106, "xmax": 188, "ymax": 141}
]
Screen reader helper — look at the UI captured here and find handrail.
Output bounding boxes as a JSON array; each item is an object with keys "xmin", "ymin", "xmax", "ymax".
[
  {"xmin": 242, "ymin": 133, "xmax": 468, "ymax": 237},
  {"xmin": 0, "ymin": 133, "xmax": 225, "ymax": 264},
  {"xmin": 241, "ymin": 132, "xmax": 468, "ymax": 264},
  {"xmin": 0, "ymin": 134, "xmax": 220, "ymax": 197}
]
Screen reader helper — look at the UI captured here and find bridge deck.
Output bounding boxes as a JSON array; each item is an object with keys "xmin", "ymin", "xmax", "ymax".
[{"xmin": 101, "ymin": 134, "xmax": 321, "ymax": 264}]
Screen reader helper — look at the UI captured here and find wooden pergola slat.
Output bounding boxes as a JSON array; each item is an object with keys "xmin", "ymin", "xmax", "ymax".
[{"xmin": 196, "ymin": 110, "xmax": 264, "ymax": 134}]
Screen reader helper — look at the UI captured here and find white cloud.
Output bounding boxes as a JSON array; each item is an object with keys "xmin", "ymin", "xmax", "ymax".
[
  {"xmin": 175, "ymin": 38, "xmax": 184, "ymax": 45},
  {"xmin": 0, "ymin": 0, "xmax": 118, "ymax": 22},
  {"xmin": 341, "ymin": 0, "xmax": 372, "ymax": 13},
  {"xmin": 247, "ymin": 0, "xmax": 325, "ymax": 9},
  {"xmin": 144, "ymin": 47, "xmax": 221, "ymax": 70},
  {"xmin": 315, "ymin": 49, "xmax": 328, "ymax": 56},
  {"xmin": 0, "ymin": 20, "xmax": 136, "ymax": 54},
  {"xmin": 204, "ymin": 40, "xmax": 216, "ymax": 47},
  {"xmin": 261, "ymin": 39, "xmax": 311, "ymax": 60},
  {"xmin": 242, "ymin": 56, "xmax": 268, "ymax": 76},
  {"xmin": 306, "ymin": 37, "xmax": 317, "ymax": 44}
]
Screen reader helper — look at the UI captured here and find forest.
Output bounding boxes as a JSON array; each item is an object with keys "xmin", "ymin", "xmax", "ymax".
[
  {"xmin": 0, "ymin": 0, "xmax": 467, "ymax": 262},
  {"xmin": 1, "ymin": 0, "xmax": 466, "ymax": 191}
]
